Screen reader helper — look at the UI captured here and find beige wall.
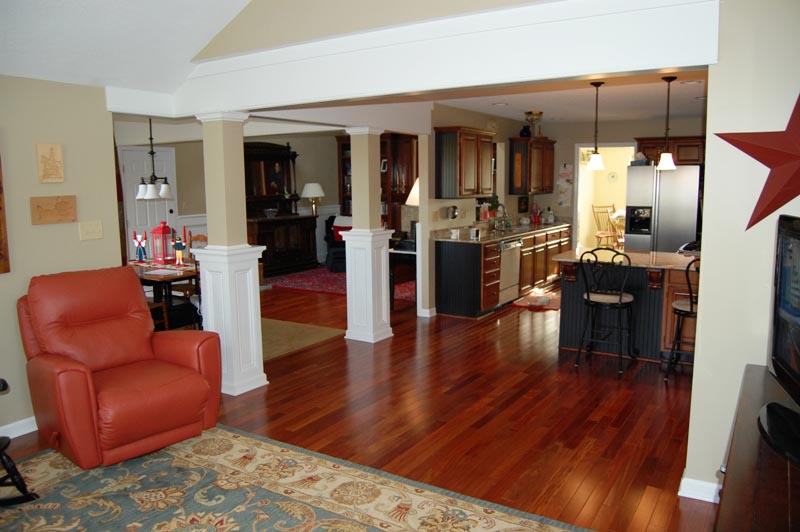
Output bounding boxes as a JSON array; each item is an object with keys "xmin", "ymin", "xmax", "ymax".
[
  {"xmin": 685, "ymin": 0, "xmax": 800, "ymax": 485},
  {"xmin": 160, "ymin": 141, "xmax": 206, "ymax": 216},
  {"xmin": 0, "ymin": 76, "xmax": 120, "ymax": 425},
  {"xmin": 197, "ymin": 0, "xmax": 537, "ymax": 61}
]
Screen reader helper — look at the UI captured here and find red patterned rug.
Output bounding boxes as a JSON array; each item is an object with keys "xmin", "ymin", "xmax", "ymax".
[{"xmin": 262, "ymin": 266, "xmax": 416, "ymax": 301}]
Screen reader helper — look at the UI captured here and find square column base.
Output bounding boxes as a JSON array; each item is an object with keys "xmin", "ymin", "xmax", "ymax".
[
  {"xmin": 342, "ymin": 229, "xmax": 394, "ymax": 343},
  {"xmin": 192, "ymin": 244, "xmax": 268, "ymax": 395}
]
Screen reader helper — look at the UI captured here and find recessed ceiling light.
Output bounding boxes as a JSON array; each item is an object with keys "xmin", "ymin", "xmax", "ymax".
[
  {"xmin": 492, "ymin": 102, "xmax": 509, "ymax": 107},
  {"xmin": 680, "ymin": 80, "xmax": 704, "ymax": 85}
]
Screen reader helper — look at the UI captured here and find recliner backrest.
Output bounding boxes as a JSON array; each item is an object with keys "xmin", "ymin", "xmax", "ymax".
[{"xmin": 24, "ymin": 266, "xmax": 155, "ymax": 371}]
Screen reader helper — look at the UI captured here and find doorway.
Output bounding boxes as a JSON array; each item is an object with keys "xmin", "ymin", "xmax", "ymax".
[{"xmin": 573, "ymin": 144, "xmax": 635, "ymax": 251}]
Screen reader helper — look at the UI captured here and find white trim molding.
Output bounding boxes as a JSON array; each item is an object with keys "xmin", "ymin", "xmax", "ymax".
[
  {"xmin": 345, "ymin": 127, "xmax": 385, "ymax": 137},
  {"xmin": 192, "ymin": 244, "xmax": 268, "ymax": 396},
  {"xmin": 678, "ymin": 476, "xmax": 721, "ymax": 504},
  {"xmin": 195, "ymin": 112, "xmax": 250, "ymax": 123},
  {"xmin": 0, "ymin": 416, "xmax": 37, "ymax": 439},
  {"xmin": 342, "ymin": 228, "xmax": 393, "ymax": 343}
]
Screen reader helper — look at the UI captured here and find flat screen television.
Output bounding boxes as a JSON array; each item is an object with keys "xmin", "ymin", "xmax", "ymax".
[{"xmin": 759, "ymin": 215, "xmax": 800, "ymax": 464}]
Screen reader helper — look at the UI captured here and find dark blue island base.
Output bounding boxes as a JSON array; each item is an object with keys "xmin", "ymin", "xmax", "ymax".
[{"xmin": 554, "ymin": 249, "xmax": 697, "ymax": 364}]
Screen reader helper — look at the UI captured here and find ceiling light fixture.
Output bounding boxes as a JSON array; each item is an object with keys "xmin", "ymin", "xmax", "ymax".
[
  {"xmin": 135, "ymin": 118, "xmax": 174, "ymax": 201},
  {"xmin": 587, "ymin": 81, "xmax": 605, "ymax": 171},
  {"xmin": 657, "ymin": 76, "xmax": 678, "ymax": 171}
]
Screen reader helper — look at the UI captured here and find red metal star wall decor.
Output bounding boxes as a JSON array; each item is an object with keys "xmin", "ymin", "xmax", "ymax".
[{"xmin": 716, "ymin": 92, "xmax": 800, "ymax": 230}]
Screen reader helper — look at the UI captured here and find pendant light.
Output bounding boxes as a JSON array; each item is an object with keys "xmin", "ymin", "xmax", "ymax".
[
  {"xmin": 587, "ymin": 81, "xmax": 605, "ymax": 171},
  {"xmin": 657, "ymin": 76, "xmax": 678, "ymax": 171},
  {"xmin": 136, "ymin": 118, "xmax": 174, "ymax": 201}
]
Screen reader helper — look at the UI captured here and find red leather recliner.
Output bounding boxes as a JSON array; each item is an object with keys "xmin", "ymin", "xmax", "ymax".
[{"xmin": 16, "ymin": 266, "xmax": 221, "ymax": 470}]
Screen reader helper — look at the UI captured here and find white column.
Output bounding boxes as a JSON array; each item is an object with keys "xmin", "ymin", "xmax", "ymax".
[
  {"xmin": 192, "ymin": 245, "xmax": 267, "ymax": 395},
  {"xmin": 344, "ymin": 127, "xmax": 392, "ymax": 342},
  {"xmin": 195, "ymin": 111, "xmax": 268, "ymax": 395},
  {"xmin": 342, "ymin": 228, "xmax": 394, "ymax": 342}
]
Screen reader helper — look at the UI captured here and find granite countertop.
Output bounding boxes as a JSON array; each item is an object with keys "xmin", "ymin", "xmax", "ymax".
[
  {"xmin": 433, "ymin": 222, "xmax": 570, "ymax": 244},
  {"xmin": 552, "ymin": 248, "xmax": 696, "ymax": 270}
]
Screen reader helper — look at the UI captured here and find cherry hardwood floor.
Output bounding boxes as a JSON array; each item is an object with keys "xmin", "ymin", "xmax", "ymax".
[{"xmin": 9, "ymin": 286, "xmax": 717, "ymax": 531}]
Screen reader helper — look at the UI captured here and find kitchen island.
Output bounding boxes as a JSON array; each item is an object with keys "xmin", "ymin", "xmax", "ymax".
[
  {"xmin": 553, "ymin": 249, "xmax": 698, "ymax": 362},
  {"xmin": 434, "ymin": 223, "xmax": 570, "ymax": 317}
]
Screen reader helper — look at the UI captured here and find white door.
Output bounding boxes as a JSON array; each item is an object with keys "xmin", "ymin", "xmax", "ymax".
[{"xmin": 118, "ymin": 146, "xmax": 178, "ymax": 260}]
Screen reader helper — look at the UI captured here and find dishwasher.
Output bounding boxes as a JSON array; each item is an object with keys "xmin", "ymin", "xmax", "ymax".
[{"xmin": 498, "ymin": 239, "xmax": 522, "ymax": 305}]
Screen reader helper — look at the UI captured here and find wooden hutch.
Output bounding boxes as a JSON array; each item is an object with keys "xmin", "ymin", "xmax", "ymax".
[{"xmin": 244, "ymin": 142, "xmax": 318, "ymax": 277}]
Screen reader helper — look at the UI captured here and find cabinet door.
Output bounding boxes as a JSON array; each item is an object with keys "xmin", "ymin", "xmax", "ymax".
[
  {"xmin": 520, "ymin": 247, "xmax": 534, "ymax": 294},
  {"xmin": 636, "ymin": 139, "xmax": 665, "ymax": 164},
  {"xmin": 459, "ymin": 132, "xmax": 478, "ymax": 197},
  {"xmin": 541, "ymin": 142, "xmax": 554, "ymax": 193},
  {"xmin": 672, "ymin": 138, "xmax": 705, "ymax": 165},
  {"xmin": 533, "ymin": 244, "xmax": 547, "ymax": 286},
  {"xmin": 508, "ymin": 139, "xmax": 529, "ymax": 194},
  {"xmin": 529, "ymin": 143, "xmax": 544, "ymax": 194},
  {"xmin": 661, "ymin": 269, "xmax": 700, "ymax": 351},
  {"xmin": 478, "ymin": 135, "xmax": 495, "ymax": 195},
  {"xmin": 546, "ymin": 242, "xmax": 560, "ymax": 281}
]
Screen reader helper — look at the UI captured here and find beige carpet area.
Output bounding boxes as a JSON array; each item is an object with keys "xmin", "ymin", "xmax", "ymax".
[{"xmin": 261, "ymin": 318, "xmax": 345, "ymax": 360}]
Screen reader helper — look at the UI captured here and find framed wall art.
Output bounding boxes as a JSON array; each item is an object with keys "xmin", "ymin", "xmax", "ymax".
[{"xmin": 37, "ymin": 143, "xmax": 64, "ymax": 183}]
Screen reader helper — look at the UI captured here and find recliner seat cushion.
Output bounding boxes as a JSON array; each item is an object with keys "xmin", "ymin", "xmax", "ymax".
[{"xmin": 93, "ymin": 360, "xmax": 209, "ymax": 450}]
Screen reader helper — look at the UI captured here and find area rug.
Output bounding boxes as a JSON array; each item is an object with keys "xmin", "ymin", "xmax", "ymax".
[
  {"xmin": 262, "ymin": 267, "xmax": 416, "ymax": 302},
  {"xmin": 1, "ymin": 426, "xmax": 587, "ymax": 532},
  {"xmin": 262, "ymin": 318, "xmax": 344, "ymax": 360},
  {"xmin": 512, "ymin": 290, "xmax": 561, "ymax": 311}
]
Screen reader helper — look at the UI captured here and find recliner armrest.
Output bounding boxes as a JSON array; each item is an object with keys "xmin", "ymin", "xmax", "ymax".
[
  {"xmin": 27, "ymin": 353, "xmax": 102, "ymax": 469},
  {"xmin": 152, "ymin": 331, "xmax": 221, "ymax": 428}
]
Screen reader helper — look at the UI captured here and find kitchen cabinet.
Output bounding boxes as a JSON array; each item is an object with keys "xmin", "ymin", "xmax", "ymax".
[
  {"xmin": 336, "ymin": 133, "xmax": 417, "ymax": 233},
  {"xmin": 508, "ymin": 136, "xmax": 556, "ymax": 194},
  {"xmin": 660, "ymin": 266, "xmax": 699, "ymax": 353},
  {"xmin": 435, "ymin": 127, "xmax": 496, "ymax": 198},
  {"xmin": 437, "ymin": 224, "xmax": 570, "ymax": 316},
  {"xmin": 635, "ymin": 136, "xmax": 705, "ymax": 165}
]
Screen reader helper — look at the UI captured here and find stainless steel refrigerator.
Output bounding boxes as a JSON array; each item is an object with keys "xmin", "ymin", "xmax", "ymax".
[{"xmin": 624, "ymin": 165, "xmax": 700, "ymax": 253}]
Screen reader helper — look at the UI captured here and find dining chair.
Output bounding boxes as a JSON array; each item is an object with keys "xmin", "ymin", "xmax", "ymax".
[{"xmin": 592, "ymin": 204, "xmax": 617, "ymax": 248}]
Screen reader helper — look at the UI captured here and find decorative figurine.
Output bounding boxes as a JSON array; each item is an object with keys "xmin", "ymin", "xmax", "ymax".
[
  {"xmin": 172, "ymin": 236, "xmax": 186, "ymax": 266},
  {"xmin": 132, "ymin": 230, "xmax": 147, "ymax": 262}
]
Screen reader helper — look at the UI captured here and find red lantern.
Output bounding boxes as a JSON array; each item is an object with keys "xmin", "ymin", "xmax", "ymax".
[{"xmin": 151, "ymin": 221, "xmax": 175, "ymax": 264}]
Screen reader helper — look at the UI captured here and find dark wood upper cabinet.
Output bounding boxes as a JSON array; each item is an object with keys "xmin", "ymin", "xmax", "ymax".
[
  {"xmin": 635, "ymin": 135, "xmax": 705, "ymax": 165},
  {"xmin": 435, "ymin": 127, "xmax": 495, "ymax": 199},
  {"xmin": 508, "ymin": 136, "xmax": 556, "ymax": 195}
]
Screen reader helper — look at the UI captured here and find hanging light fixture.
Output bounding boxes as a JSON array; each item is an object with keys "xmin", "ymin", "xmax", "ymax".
[
  {"xmin": 657, "ymin": 76, "xmax": 678, "ymax": 171},
  {"xmin": 587, "ymin": 81, "xmax": 605, "ymax": 171},
  {"xmin": 136, "ymin": 118, "xmax": 174, "ymax": 201}
]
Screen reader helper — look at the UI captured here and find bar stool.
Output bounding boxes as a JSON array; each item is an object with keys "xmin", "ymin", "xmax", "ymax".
[
  {"xmin": 576, "ymin": 247, "xmax": 638, "ymax": 374},
  {"xmin": 0, "ymin": 379, "xmax": 38, "ymax": 506},
  {"xmin": 664, "ymin": 258, "xmax": 700, "ymax": 381}
]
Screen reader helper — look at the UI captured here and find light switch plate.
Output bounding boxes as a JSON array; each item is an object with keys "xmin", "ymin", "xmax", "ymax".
[{"xmin": 79, "ymin": 220, "xmax": 103, "ymax": 240}]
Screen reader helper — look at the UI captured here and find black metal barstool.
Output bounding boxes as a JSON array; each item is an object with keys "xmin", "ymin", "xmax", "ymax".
[
  {"xmin": 664, "ymin": 258, "xmax": 700, "ymax": 381},
  {"xmin": 0, "ymin": 378, "xmax": 39, "ymax": 506},
  {"xmin": 575, "ymin": 247, "xmax": 638, "ymax": 374}
]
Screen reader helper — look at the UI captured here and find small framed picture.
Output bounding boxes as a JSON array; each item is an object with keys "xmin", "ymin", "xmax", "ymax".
[
  {"xmin": 37, "ymin": 143, "xmax": 65, "ymax": 183},
  {"xmin": 518, "ymin": 195, "xmax": 530, "ymax": 213}
]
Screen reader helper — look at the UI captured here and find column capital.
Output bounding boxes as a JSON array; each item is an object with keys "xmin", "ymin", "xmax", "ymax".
[
  {"xmin": 345, "ymin": 126, "xmax": 384, "ymax": 136},
  {"xmin": 196, "ymin": 111, "xmax": 250, "ymax": 123}
]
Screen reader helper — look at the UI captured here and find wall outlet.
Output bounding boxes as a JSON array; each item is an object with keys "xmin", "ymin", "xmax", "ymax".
[{"xmin": 79, "ymin": 220, "xmax": 103, "ymax": 240}]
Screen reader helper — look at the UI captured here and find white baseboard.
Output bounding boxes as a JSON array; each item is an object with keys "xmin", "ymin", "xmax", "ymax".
[
  {"xmin": 678, "ymin": 476, "xmax": 721, "ymax": 504},
  {"xmin": 1, "ymin": 416, "xmax": 37, "ymax": 439},
  {"xmin": 418, "ymin": 307, "xmax": 436, "ymax": 318}
]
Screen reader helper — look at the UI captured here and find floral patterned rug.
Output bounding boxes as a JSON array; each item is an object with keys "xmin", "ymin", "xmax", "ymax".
[
  {"xmin": 1, "ymin": 426, "xmax": 587, "ymax": 531},
  {"xmin": 262, "ymin": 266, "xmax": 416, "ymax": 302}
]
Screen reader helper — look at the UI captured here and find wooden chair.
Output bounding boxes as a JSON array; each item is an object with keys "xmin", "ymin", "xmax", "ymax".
[
  {"xmin": 592, "ymin": 204, "xmax": 617, "ymax": 248},
  {"xmin": 172, "ymin": 231, "xmax": 207, "ymax": 329}
]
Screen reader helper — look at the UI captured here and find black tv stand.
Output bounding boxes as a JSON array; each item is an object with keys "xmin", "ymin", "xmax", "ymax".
[{"xmin": 758, "ymin": 401, "xmax": 800, "ymax": 465}]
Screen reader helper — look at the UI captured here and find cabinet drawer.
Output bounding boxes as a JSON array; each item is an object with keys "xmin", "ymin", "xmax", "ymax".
[
  {"xmin": 534, "ymin": 234, "xmax": 547, "ymax": 246},
  {"xmin": 483, "ymin": 256, "xmax": 500, "ymax": 272},
  {"xmin": 521, "ymin": 236, "xmax": 534, "ymax": 249},
  {"xmin": 483, "ymin": 269, "xmax": 500, "ymax": 285},
  {"xmin": 560, "ymin": 228, "xmax": 571, "ymax": 240},
  {"xmin": 546, "ymin": 230, "xmax": 562, "ymax": 241},
  {"xmin": 482, "ymin": 282, "xmax": 500, "ymax": 309},
  {"xmin": 484, "ymin": 243, "xmax": 500, "ymax": 258},
  {"xmin": 667, "ymin": 269, "xmax": 699, "ymax": 286}
]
